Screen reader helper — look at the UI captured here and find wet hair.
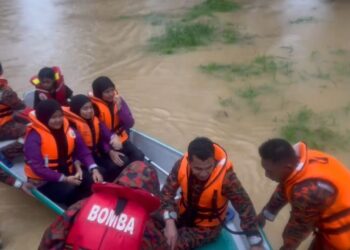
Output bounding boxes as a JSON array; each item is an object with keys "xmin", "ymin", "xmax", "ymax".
[
  {"xmin": 38, "ymin": 67, "xmax": 55, "ymax": 81},
  {"xmin": 259, "ymin": 138, "xmax": 297, "ymax": 163},
  {"xmin": 188, "ymin": 137, "xmax": 214, "ymax": 162},
  {"xmin": 92, "ymin": 76, "xmax": 115, "ymax": 99}
]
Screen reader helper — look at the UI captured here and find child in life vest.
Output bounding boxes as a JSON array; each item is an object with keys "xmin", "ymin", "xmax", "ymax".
[
  {"xmin": 64, "ymin": 94, "xmax": 131, "ymax": 181},
  {"xmin": 90, "ymin": 76, "xmax": 144, "ymax": 167},
  {"xmin": 31, "ymin": 66, "xmax": 73, "ymax": 108}
]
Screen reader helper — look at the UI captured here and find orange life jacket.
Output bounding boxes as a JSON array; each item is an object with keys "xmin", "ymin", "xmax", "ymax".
[
  {"xmin": 0, "ymin": 103, "xmax": 13, "ymax": 126},
  {"xmin": 0, "ymin": 84, "xmax": 13, "ymax": 126},
  {"xmin": 177, "ymin": 144, "xmax": 232, "ymax": 228},
  {"xmin": 284, "ymin": 142, "xmax": 350, "ymax": 249},
  {"xmin": 90, "ymin": 95, "xmax": 128, "ymax": 143},
  {"xmin": 24, "ymin": 111, "xmax": 75, "ymax": 180},
  {"xmin": 63, "ymin": 107, "xmax": 100, "ymax": 149}
]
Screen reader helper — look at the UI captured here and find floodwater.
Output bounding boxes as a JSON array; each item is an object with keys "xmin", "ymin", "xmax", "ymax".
[{"xmin": 1, "ymin": 0, "xmax": 350, "ymax": 249}]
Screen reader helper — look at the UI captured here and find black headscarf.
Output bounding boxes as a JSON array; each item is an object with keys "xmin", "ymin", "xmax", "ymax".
[
  {"xmin": 35, "ymin": 99, "xmax": 70, "ymax": 175},
  {"xmin": 92, "ymin": 76, "xmax": 115, "ymax": 99},
  {"xmin": 69, "ymin": 94, "xmax": 97, "ymax": 151},
  {"xmin": 69, "ymin": 94, "xmax": 91, "ymax": 116},
  {"xmin": 35, "ymin": 99, "xmax": 62, "ymax": 127}
]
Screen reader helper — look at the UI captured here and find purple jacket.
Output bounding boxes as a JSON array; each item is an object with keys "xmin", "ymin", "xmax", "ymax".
[
  {"xmin": 118, "ymin": 97, "xmax": 134, "ymax": 131},
  {"xmin": 24, "ymin": 129, "xmax": 97, "ymax": 182},
  {"xmin": 96, "ymin": 121, "xmax": 112, "ymax": 153}
]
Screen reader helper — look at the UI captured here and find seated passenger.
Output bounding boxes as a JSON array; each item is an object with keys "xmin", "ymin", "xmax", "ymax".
[
  {"xmin": 0, "ymin": 62, "xmax": 27, "ymax": 164},
  {"xmin": 24, "ymin": 100, "xmax": 103, "ymax": 207},
  {"xmin": 30, "ymin": 66, "xmax": 73, "ymax": 108},
  {"xmin": 90, "ymin": 76, "xmax": 144, "ymax": 165},
  {"xmin": 64, "ymin": 94, "xmax": 130, "ymax": 181}
]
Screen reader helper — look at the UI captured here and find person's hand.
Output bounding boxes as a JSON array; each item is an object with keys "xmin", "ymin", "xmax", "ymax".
[
  {"xmin": 115, "ymin": 94, "xmax": 122, "ymax": 110},
  {"xmin": 74, "ymin": 161, "xmax": 83, "ymax": 181},
  {"xmin": 164, "ymin": 219, "xmax": 178, "ymax": 250},
  {"xmin": 91, "ymin": 168, "xmax": 103, "ymax": 183},
  {"xmin": 109, "ymin": 150, "xmax": 125, "ymax": 167},
  {"xmin": 257, "ymin": 212, "xmax": 266, "ymax": 228},
  {"xmin": 250, "ymin": 245, "xmax": 264, "ymax": 250},
  {"xmin": 110, "ymin": 135, "xmax": 123, "ymax": 150},
  {"xmin": 64, "ymin": 175, "xmax": 82, "ymax": 186},
  {"xmin": 21, "ymin": 182, "xmax": 35, "ymax": 196}
]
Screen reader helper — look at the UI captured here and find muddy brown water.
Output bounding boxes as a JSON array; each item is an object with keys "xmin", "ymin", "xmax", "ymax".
[{"xmin": 1, "ymin": 0, "xmax": 350, "ymax": 249}]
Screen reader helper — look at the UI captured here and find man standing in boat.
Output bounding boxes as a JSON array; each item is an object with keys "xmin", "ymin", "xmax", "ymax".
[
  {"xmin": 257, "ymin": 138, "xmax": 350, "ymax": 249},
  {"xmin": 161, "ymin": 137, "xmax": 263, "ymax": 250}
]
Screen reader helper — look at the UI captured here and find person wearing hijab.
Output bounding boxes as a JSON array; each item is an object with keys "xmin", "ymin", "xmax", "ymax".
[
  {"xmin": 64, "ymin": 94, "xmax": 129, "ymax": 181},
  {"xmin": 90, "ymin": 76, "xmax": 144, "ymax": 166},
  {"xmin": 24, "ymin": 99, "xmax": 103, "ymax": 207}
]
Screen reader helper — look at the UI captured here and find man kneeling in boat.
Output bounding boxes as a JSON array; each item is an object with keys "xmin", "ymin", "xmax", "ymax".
[{"xmin": 161, "ymin": 137, "xmax": 263, "ymax": 250}]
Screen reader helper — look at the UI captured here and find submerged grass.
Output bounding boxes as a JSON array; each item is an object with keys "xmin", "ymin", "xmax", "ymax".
[
  {"xmin": 333, "ymin": 62, "xmax": 350, "ymax": 76},
  {"xmin": 149, "ymin": 21, "xmax": 250, "ymax": 54},
  {"xmin": 149, "ymin": 22, "xmax": 215, "ymax": 54},
  {"xmin": 236, "ymin": 85, "xmax": 275, "ymax": 113},
  {"xmin": 289, "ymin": 16, "xmax": 315, "ymax": 24},
  {"xmin": 200, "ymin": 55, "xmax": 293, "ymax": 80},
  {"xmin": 280, "ymin": 107, "xmax": 349, "ymax": 150},
  {"xmin": 184, "ymin": 0, "xmax": 240, "ymax": 21}
]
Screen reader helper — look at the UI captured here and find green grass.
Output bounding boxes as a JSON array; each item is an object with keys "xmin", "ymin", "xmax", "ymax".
[
  {"xmin": 330, "ymin": 49, "xmax": 348, "ymax": 56},
  {"xmin": 289, "ymin": 16, "xmax": 315, "ymax": 24},
  {"xmin": 333, "ymin": 62, "xmax": 350, "ymax": 76},
  {"xmin": 184, "ymin": 0, "xmax": 240, "ymax": 21},
  {"xmin": 236, "ymin": 85, "xmax": 275, "ymax": 113},
  {"xmin": 200, "ymin": 55, "xmax": 293, "ymax": 80},
  {"xmin": 344, "ymin": 103, "xmax": 350, "ymax": 115},
  {"xmin": 280, "ymin": 107, "xmax": 349, "ymax": 150},
  {"xmin": 144, "ymin": 13, "xmax": 167, "ymax": 26},
  {"xmin": 312, "ymin": 68, "xmax": 331, "ymax": 80},
  {"xmin": 149, "ymin": 22, "xmax": 215, "ymax": 54}
]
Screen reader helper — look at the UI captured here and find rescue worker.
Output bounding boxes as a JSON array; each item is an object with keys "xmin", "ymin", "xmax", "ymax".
[
  {"xmin": 257, "ymin": 138, "xmax": 350, "ymax": 250},
  {"xmin": 39, "ymin": 161, "xmax": 168, "ymax": 250},
  {"xmin": 161, "ymin": 137, "xmax": 263, "ymax": 250},
  {"xmin": 0, "ymin": 62, "xmax": 28, "ymax": 164},
  {"xmin": 31, "ymin": 66, "xmax": 73, "ymax": 107},
  {"xmin": 90, "ymin": 76, "xmax": 144, "ymax": 166},
  {"xmin": 24, "ymin": 100, "xmax": 103, "ymax": 207},
  {"xmin": 64, "ymin": 94, "xmax": 131, "ymax": 181}
]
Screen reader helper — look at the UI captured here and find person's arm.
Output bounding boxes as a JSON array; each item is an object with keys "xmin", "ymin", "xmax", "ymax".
[
  {"xmin": 65, "ymin": 85, "xmax": 73, "ymax": 99},
  {"xmin": 38, "ymin": 199, "xmax": 87, "ymax": 250},
  {"xmin": 280, "ymin": 180, "xmax": 336, "ymax": 250},
  {"xmin": 24, "ymin": 131, "xmax": 64, "ymax": 182},
  {"xmin": 160, "ymin": 159, "xmax": 181, "ymax": 213},
  {"xmin": 98, "ymin": 121, "xmax": 112, "ymax": 154},
  {"xmin": 117, "ymin": 97, "xmax": 134, "ymax": 130},
  {"xmin": 222, "ymin": 167, "xmax": 262, "ymax": 246},
  {"xmin": 260, "ymin": 184, "xmax": 288, "ymax": 222}
]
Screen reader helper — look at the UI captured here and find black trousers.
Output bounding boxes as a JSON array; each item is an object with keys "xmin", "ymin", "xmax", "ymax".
[
  {"xmin": 38, "ymin": 170, "xmax": 93, "ymax": 208},
  {"xmin": 94, "ymin": 139, "xmax": 145, "ymax": 182}
]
